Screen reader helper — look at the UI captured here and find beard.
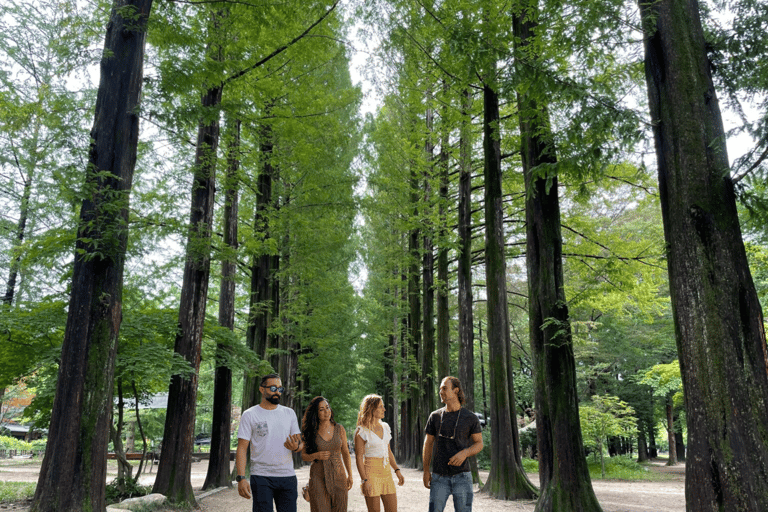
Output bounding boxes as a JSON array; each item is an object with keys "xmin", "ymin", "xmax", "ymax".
[{"xmin": 267, "ymin": 394, "xmax": 281, "ymax": 405}]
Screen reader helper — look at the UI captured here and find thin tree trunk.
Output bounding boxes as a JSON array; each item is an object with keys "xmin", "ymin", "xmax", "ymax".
[
  {"xmin": 112, "ymin": 380, "xmax": 133, "ymax": 484},
  {"xmin": 665, "ymin": 396, "xmax": 677, "ymax": 465},
  {"xmin": 480, "ymin": 79, "xmax": 537, "ymax": 500},
  {"xmin": 422, "ymin": 85, "xmax": 436, "ymax": 422},
  {"xmin": 3, "ymin": 140, "xmax": 35, "ymax": 306},
  {"xmin": 31, "ymin": 1, "xmax": 152, "ymax": 509},
  {"xmin": 436, "ymin": 80, "xmax": 451, "ymax": 381},
  {"xmin": 407, "ymin": 159, "xmax": 422, "ymax": 466},
  {"xmin": 639, "ymin": 0, "xmax": 768, "ymax": 507},
  {"xmin": 203, "ymin": 118, "xmax": 241, "ymax": 490},
  {"xmin": 456, "ymin": 86, "xmax": 480, "ymax": 484},
  {"xmin": 153, "ymin": 77, "xmax": 223, "ymax": 506}
]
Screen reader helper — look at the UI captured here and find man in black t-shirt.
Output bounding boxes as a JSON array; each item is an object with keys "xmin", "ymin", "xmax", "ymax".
[{"xmin": 422, "ymin": 376, "xmax": 483, "ymax": 512}]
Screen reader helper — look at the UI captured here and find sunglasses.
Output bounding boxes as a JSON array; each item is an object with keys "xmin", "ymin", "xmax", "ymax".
[
  {"xmin": 438, "ymin": 408, "xmax": 463, "ymax": 440},
  {"xmin": 262, "ymin": 385, "xmax": 284, "ymax": 393}
]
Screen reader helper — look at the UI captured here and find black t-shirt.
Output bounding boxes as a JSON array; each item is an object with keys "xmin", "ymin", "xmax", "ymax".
[{"xmin": 424, "ymin": 407, "xmax": 481, "ymax": 476}]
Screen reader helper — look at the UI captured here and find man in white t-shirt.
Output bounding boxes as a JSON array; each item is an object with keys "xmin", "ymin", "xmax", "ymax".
[{"xmin": 236, "ymin": 373, "xmax": 303, "ymax": 512}]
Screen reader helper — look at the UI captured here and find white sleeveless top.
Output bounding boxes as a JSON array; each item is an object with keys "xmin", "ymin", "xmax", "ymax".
[{"xmin": 355, "ymin": 421, "xmax": 392, "ymax": 458}]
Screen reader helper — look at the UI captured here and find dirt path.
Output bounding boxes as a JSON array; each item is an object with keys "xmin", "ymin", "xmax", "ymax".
[{"xmin": 0, "ymin": 456, "xmax": 684, "ymax": 512}]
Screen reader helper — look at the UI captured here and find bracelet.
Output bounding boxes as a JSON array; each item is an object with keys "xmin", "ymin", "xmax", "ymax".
[{"xmin": 394, "ymin": 468, "xmax": 401, "ymax": 472}]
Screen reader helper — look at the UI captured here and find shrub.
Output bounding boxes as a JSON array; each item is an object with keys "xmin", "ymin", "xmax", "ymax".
[
  {"xmin": 475, "ymin": 427, "xmax": 492, "ymax": 470},
  {"xmin": 0, "ymin": 481, "xmax": 36, "ymax": 503},
  {"xmin": 0, "ymin": 435, "xmax": 32, "ymax": 451},
  {"xmin": 105, "ymin": 477, "xmax": 152, "ymax": 505}
]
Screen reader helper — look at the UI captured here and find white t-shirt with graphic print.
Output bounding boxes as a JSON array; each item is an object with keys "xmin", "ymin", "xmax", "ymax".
[{"xmin": 238, "ymin": 404, "xmax": 300, "ymax": 477}]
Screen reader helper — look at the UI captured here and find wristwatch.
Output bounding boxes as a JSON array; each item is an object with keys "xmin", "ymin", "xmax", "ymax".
[{"xmin": 236, "ymin": 475, "xmax": 247, "ymax": 482}]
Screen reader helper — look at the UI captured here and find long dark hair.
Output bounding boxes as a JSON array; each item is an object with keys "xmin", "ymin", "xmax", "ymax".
[{"xmin": 301, "ymin": 396, "xmax": 336, "ymax": 454}]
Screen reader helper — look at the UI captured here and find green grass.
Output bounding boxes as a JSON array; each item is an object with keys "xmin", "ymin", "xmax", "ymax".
[
  {"xmin": 522, "ymin": 458, "xmax": 539, "ymax": 474},
  {"xmin": 517, "ymin": 455, "xmax": 675, "ymax": 482},
  {"xmin": 587, "ymin": 455, "xmax": 673, "ymax": 481},
  {"xmin": 0, "ymin": 481, "xmax": 36, "ymax": 502}
]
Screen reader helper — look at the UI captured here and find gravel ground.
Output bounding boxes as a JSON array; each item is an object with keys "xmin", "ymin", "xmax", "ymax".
[{"xmin": 0, "ymin": 456, "xmax": 685, "ymax": 512}]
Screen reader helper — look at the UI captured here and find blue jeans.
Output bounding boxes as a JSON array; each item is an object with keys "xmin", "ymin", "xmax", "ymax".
[
  {"xmin": 428, "ymin": 471, "xmax": 473, "ymax": 512},
  {"xmin": 251, "ymin": 475, "xmax": 298, "ymax": 512}
]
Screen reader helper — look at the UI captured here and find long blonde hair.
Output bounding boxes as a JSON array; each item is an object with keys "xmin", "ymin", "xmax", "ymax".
[{"xmin": 357, "ymin": 394, "xmax": 382, "ymax": 430}]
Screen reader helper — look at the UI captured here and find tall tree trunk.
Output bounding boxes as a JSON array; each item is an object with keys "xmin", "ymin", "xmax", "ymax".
[
  {"xmin": 639, "ymin": 0, "xmax": 768, "ymax": 508},
  {"xmin": 436, "ymin": 81, "xmax": 451, "ymax": 381},
  {"xmin": 243, "ymin": 118, "xmax": 276, "ymax": 411},
  {"xmin": 456, "ymin": 86, "xmax": 480, "ymax": 484},
  {"xmin": 480, "ymin": 79, "xmax": 537, "ymax": 500},
  {"xmin": 437, "ymin": 86, "xmax": 451, "ymax": 378},
  {"xmin": 31, "ymin": 2, "xmax": 152, "ymax": 510},
  {"xmin": 512, "ymin": 6, "xmax": 601, "ymax": 511},
  {"xmin": 422, "ymin": 86, "xmax": 436, "ymax": 422},
  {"xmin": 407, "ymin": 161, "xmax": 422, "ymax": 467},
  {"xmin": 203, "ymin": 118, "xmax": 241, "ymax": 490},
  {"xmin": 153, "ymin": 77, "xmax": 223, "ymax": 505}
]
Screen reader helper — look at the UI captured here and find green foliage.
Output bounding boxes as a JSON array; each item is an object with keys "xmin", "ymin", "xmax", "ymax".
[
  {"xmin": 0, "ymin": 435, "xmax": 40, "ymax": 451},
  {"xmin": 580, "ymin": 394, "xmax": 638, "ymax": 478},
  {"xmin": 476, "ymin": 426, "xmax": 492, "ymax": 470},
  {"xmin": 0, "ymin": 301, "xmax": 66, "ymax": 391},
  {"xmin": 639, "ymin": 360, "xmax": 683, "ymax": 406},
  {"xmin": 521, "ymin": 458, "xmax": 539, "ymax": 475},
  {"xmin": 105, "ymin": 477, "xmax": 152, "ymax": 505}
]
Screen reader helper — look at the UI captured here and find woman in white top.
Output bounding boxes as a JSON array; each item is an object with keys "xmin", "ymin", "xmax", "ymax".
[{"xmin": 354, "ymin": 394, "xmax": 405, "ymax": 512}]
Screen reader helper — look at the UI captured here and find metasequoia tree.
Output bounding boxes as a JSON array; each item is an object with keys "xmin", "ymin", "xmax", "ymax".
[
  {"xmin": 154, "ymin": 4, "xmax": 340, "ymax": 503},
  {"xmin": 203, "ymin": 118, "xmax": 241, "ymax": 490},
  {"xmin": 0, "ymin": 0, "xmax": 93, "ymax": 307},
  {"xmin": 31, "ymin": 0, "xmax": 153, "ymax": 509},
  {"xmin": 480, "ymin": 63, "xmax": 536, "ymax": 498},
  {"xmin": 512, "ymin": 2, "xmax": 601, "ymax": 510},
  {"xmin": 153, "ymin": 16, "xmax": 224, "ymax": 502},
  {"xmin": 639, "ymin": 0, "xmax": 768, "ymax": 508}
]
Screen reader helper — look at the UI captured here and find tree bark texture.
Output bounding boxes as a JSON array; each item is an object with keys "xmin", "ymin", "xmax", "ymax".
[
  {"xmin": 406, "ymin": 161, "xmax": 423, "ymax": 467},
  {"xmin": 31, "ymin": 2, "xmax": 152, "ymax": 510},
  {"xmin": 203, "ymin": 118, "xmax": 241, "ymax": 490},
  {"xmin": 512, "ymin": 7, "xmax": 601, "ymax": 511},
  {"xmin": 456, "ymin": 87, "xmax": 481, "ymax": 484},
  {"xmin": 243, "ymin": 119, "xmax": 276, "ymax": 411},
  {"xmin": 665, "ymin": 397, "xmax": 677, "ymax": 465},
  {"xmin": 153, "ymin": 82, "xmax": 222, "ymax": 506},
  {"xmin": 480, "ymin": 81, "xmax": 537, "ymax": 500},
  {"xmin": 457, "ymin": 87, "xmax": 476, "ymax": 411},
  {"xmin": 437, "ymin": 83, "xmax": 451, "ymax": 380},
  {"xmin": 639, "ymin": 0, "xmax": 768, "ymax": 508},
  {"xmin": 422, "ymin": 91, "xmax": 436, "ymax": 421}
]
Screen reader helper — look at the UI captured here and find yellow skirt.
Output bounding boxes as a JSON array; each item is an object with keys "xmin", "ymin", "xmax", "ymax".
[{"xmin": 362, "ymin": 457, "xmax": 396, "ymax": 497}]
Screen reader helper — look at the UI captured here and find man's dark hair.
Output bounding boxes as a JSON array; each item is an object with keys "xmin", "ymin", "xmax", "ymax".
[
  {"xmin": 445, "ymin": 376, "xmax": 465, "ymax": 405},
  {"xmin": 260, "ymin": 373, "xmax": 280, "ymax": 387}
]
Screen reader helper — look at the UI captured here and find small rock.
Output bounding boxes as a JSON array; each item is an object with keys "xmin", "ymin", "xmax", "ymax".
[{"xmin": 107, "ymin": 493, "xmax": 166, "ymax": 510}]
